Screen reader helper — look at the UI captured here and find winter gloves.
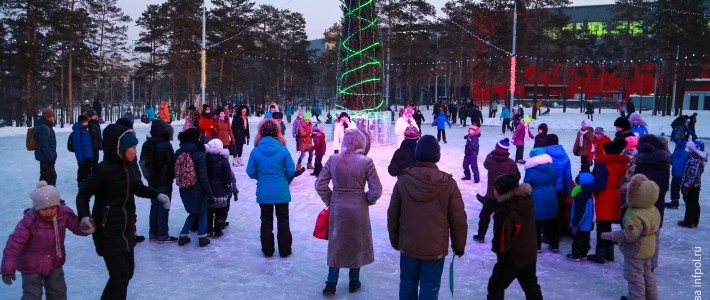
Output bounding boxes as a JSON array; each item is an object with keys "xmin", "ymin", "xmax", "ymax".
[
  {"xmin": 157, "ymin": 193, "xmax": 171, "ymax": 210},
  {"xmin": 2, "ymin": 274, "xmax": 15, "ymax": 285},
  {"xmin": 80, "ymin": 217, "xmax": 95, "ymax": 234}
]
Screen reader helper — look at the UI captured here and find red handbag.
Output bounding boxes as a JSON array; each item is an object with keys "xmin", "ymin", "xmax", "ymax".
[{"xmin": 313, "ymin": 206, "xmax": 329, "ymax": 240}]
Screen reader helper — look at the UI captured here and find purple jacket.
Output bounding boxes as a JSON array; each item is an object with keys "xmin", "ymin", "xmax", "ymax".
[
  {"xmin": 1, "ymin": 206, "xmax": 87, "ymax": 276},
  {"xmin": 512, "ymin": 123, "xmax": 533, "ymax": 146}
]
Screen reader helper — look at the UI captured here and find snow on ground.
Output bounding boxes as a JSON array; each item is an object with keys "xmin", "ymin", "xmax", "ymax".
[{"xmin": 0, "ymin": 108, "xmax": 708, "ymax": 299}]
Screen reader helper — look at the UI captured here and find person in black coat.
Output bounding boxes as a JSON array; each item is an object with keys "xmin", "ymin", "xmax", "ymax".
[
  {"xmin": 86, "ymin": 110, "xmax": 103, "ymax": 165},
  {"xmin": 388, "ymin": 127, "xmax": 419, "ymax": 177},
  {"xmin": 458, "ymin": 104, "xmax": 468, "ymax": 126},
  {"xmin": 175, "ymin": 128, "xmax": 214, "ymax": 247},
  {"xmin": 204, "ymin": 139, "xmax": 232, "ymax": 237},
  {"xmin": 76, "ymin": 124, "xmax": 169, "ymax": 299},
  {"xmin": 231, "ymin": 105, "xmax": 251, "ymax": 166},
  {"xmin": 412, "ymin": 110, "xmax": 425, "ymax": 134},
  {"xmin": 141, "ymin": 120, "xmax": 177, "ymax": 242},
  {"xmin": 613, "ymin": 117, "xmax": 635, "ymax": 144},
  {"xmin": 625, "ymin": 99, "xmax": 635, "ymax": 117},
  {"xmin": 471, "ymin": 105, "xmax": 484, "ymax": 127},
  {"xmin": 533, "ymin": 123, "xmax": 548, "ymax": 148}
]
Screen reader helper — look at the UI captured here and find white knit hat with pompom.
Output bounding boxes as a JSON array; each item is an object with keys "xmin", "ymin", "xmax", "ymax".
[{"xmin": 30, "ymin": 181, "xmax": 61, "ymax": 210}]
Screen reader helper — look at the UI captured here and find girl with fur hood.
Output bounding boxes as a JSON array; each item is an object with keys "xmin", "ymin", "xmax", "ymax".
[
  {"xmin": 247, "ymin": 119, "xmax": 296, "ymax": 257},
  {"xmin": 628, "ymin": 112, "xmax": 648, "ymax": 137},
  {"xmin": 600, "ymin": 174, "xmax": 661, "ymax": 300},
  {"xmin": 524, "ymin": 148, "xmax": 560, "ymax": 252},
  {"xmin": 678, "ymin": 140, "xmax": 707, "ymax": 228},
  {"xmin": 315, "ymin": 129, "xmax": 383, "ymax": 296},
  {"xmin": 204, "ymin": 139, "xmax": 232, "ymax": 238},
  {"xmin": 2, "ymin": 182, "xmax": 91, "ymax": 298}
]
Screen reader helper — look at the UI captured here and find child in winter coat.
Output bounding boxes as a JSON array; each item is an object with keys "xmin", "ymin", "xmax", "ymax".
[
  {"xmin": 487, "ymin": 173, "xmax": 543, "ymax": 299},
  {"xmin": 533, "ymin": 123, "xmax": 548, "ymax": 148},
  {"xmin": 628, "ymin": 112, "xmax": 648, "ymax": 137},
  {"xmin": 600, "ymin": 174, "xmax": 661, "ymax": 300},
  {"xmin": 512, "ymin": 116, "xmax": 534, "ymax": 164},
  {"xmin": 297, "ymin": 113, "xmax": 314, "ymax": 170},
  {"xmin": 573, "ymin": 119, "xmax": 594, "ymax": 171},
  {"xmin": 590, "ymin": 127, "xmax": 611, "ymax": 161},
  {"xmin": 310, "ymin": 124, "xmax": 327, "ymax": 176},
  {"xmin": 666, "ymin": 140, "xmax": 690, "ymax": 209},
  {"xmin": 567, "ymin": 171, "xmax": 595, "ymax": 261},
  {"xmin": 524, "ymin": 148, "xmax": 560, "ymax": 252},
  {"xmin": 72, "ymin": 114, "xmax": 94, "ymax": 188},
  {"xmin": 1, "ymin": 181, "xmax": 91, "ymax": 298},
  {"xmin": 462, "ymin": 125, "xmax": 481, "ymax": 182},
  {"xmin": 388, "ymin": 126, "xmax": 419, "ymax": 177},
  {"xmin": 431, "ymin": 111, "xmax": 452, "ymax": 143},
  {"xmin": 678, "ymin": 140, "xmax": 707, "ymax": 228},
  {"xmin": 205, "ymin": 139, "xmax": 232, "ymax": 238}
]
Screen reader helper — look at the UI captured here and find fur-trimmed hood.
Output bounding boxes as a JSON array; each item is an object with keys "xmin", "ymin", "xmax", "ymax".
[
  {"xmin": 496, "ymin": 184, "xmax": 534, "ymax": 216},
  {"xmin": 635, "ymin": 134, "xmax": 671, "ymax": 165},
  {"xmin": 524, "ymin": 153, "xmax": 553, "ymax": 169},
  {"xmin": 628, "ymin": 112, "xmax": 648, "ymax": 127},
  {"xmin": 342, "ymin": 129, "xmax": 370, "ymax": 155},
  {"xmin": 253, "ymin": 118, "xmax": 286, "ymax": 147},
  {"xmin": 626, "ymin": 174, "xmax": 659, "ymax": 209}
]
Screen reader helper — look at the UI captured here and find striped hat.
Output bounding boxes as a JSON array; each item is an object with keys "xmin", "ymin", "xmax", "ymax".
[{"xmin": 496, "ymin": 138, "xmax": 510, "ymax": 151}]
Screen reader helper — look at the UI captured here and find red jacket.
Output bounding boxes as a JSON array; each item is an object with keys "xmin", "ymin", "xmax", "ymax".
[
  {"xmin": 310, "ymin": 131, "xmax": 326, "ymax": 156},
  {"xmin": 589, "ymin": 135, "xmax": 611, "ymax": 159},
  {"xmin": 199, "ymin": 114, "xmax": 216, "ymax": 138},
  {"xmin": 582, "ymin": 154, "xmax": 630, "ymax": 221}
]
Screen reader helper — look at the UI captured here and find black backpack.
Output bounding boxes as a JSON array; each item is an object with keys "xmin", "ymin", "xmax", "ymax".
[
  {"xmin": 139, "ymin": 140, "xmax": 156, "ymax": 180},
  {"xmin": 67, "ymin": 131, "xmax": 75, "ymax": 152}
]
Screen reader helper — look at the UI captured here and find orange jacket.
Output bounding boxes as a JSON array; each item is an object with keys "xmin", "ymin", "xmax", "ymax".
[{"xmin": 159, "ymin": 101, "xmax": 170, "ymax": 123}]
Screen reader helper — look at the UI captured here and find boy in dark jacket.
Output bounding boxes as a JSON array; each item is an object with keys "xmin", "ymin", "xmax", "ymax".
[
  {"xmin": 34, "ymin": 109, "xmax": 58, "ymax": 186},
  {"xmin": 388, "ymin": 126, "xmax": 419, "ymax": 177},
  {"xmin": 487, "ymin": 173, "xmax": 543, "ymax": 300},
  {"xmin": 309, "ymin": 124, "xmax": 327, "ymax": 176},
  {"xmin": 76, "ymin": 124, "xmax": 170, "ymax": 299},
  {"xmin": 141, "ymin": 120, "xmax": 177, "ymax": 243},
  {"xmin": 473, "ymin": 138, "xmax": 520, "ymax": 243},
  {"xmin": 388, "ymin": 135, "xmax": 468, "ymax": 300},
  {"xmin": 567, "ymin": 171, "xmax": 595, "ymax": 261},
  {"xmin": 461, "ymin": 125, "xmax": 481, "ymax": 182},
  {"xmin": 678, "ymin": 140, "xmax": 707, "ymax": 228}
]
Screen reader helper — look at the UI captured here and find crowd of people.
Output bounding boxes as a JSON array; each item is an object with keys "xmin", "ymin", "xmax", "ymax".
[{"xmin": 2, "ymin": 101, "xmax": 707, "ymax": 300}]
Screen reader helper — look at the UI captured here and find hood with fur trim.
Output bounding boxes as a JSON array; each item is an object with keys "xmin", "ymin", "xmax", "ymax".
[
  {"xmin": 524, "ymin": 153, "xmax": 553, "ymax": 169},
  {"xmin": 626, "ymin": 174, "xmax": 659, "ymax": 209},
  {"xmin": 496, "ymin": 183, "xmax": 534, "ymax": 215},
  {"xmin": 253, "ymin": 118, "xmax": 286, "ymax": 147},
  {"xmin": 342, "ymin": 129, "xmax": 370, "ymax": 155}
]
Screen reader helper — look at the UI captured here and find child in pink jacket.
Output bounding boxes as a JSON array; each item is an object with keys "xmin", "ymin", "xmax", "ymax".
[{"xmin": 1, "ymin": 181, "xmax": 92, "ymax": 299}]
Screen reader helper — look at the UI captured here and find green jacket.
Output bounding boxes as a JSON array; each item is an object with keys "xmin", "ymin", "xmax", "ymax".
[{"xmin": 609, "ymin": 174, "xmax": 661, "ymax": 259}]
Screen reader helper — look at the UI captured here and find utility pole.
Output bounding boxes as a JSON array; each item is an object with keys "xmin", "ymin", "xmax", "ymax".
[{"xmin": 509, "ymin": 0, "xmax": 518, "ymax": 109}]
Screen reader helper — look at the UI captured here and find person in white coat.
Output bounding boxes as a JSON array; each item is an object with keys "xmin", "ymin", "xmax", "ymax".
[
  {"xmin": 394, "ymin": 106, "xmax": 419, "ymax": 146},
  {"xmin": 333, "ymin": 112, "xmax": 353, "ymax": 154}
]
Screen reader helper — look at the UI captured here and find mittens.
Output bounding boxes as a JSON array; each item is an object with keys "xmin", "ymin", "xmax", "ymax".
[
  {"xmin": 2, "ymin": 274, "xmax": 15, "ymax": 285},
  {"xmin": 157, "ymin": 193, "xmax": 171, "ymax": 210}
]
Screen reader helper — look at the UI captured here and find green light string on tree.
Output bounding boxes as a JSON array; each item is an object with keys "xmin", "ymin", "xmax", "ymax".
[{"xmin": 337, "ymin": 0, "xmax": 383, "ymax": 111}]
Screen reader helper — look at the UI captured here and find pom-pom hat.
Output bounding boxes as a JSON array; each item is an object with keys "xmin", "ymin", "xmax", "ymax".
[{"xmin": 31, "ymin": 181, "xmax": 61, "ymax": 210}]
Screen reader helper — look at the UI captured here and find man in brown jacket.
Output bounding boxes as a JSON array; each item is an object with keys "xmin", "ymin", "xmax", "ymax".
[{"xmin": 388, "ymin": 134, "xmax": 468, "ymax": 299}]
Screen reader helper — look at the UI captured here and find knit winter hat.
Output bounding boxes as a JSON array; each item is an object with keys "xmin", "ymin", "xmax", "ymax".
[
  {"xmin": 405, "ymin": 107, "xmax": 414, "ymax": 116},
  {"xmin": 203, "ymin": 104, "xmax": 210, "ymax": 110},
  {"xmin": 523, "ymin": 116, "xmax": 532, "ymax": 124},
  {"xmin": 468, "ymin": 124, "xmax": 479, "ymax": 131},
  {"xmin": 415, "ymin": 135, "xmax": 441, "ymax": 163},
  {"xmin": 614, "ymin": 117, "xmax": 631, "ymax": 131},
  {"xmin": 178, "ymin": 128, "xmax": 200, "ymax": 143},
  {"xmin": 312, "ymin": 124, "xmax": 321, "ymax": 132},
  {"xmin": 404, "ymin": 126, "xmax": 420, "ymax": 140},
  {"xmin": 594, "ymin": 127, "xmax": 604, "ymax": 135},
  {"xmin": 603, "ymin": 139, "xmax": 626, "ymax": 154},
  {"xmin": 116, "ymin": 118, "xmax": 133, "ymax": 129},
  {"xmin": 78, "ymin": 115, "xmax": 89, "ymax": 123},
  {"xmin": 581, "ymin": 119, "xmax": 592, "ymax": 128},
  {"xmin": 119, "ymin": 131, "xmax": 138, "ymax": 152},
  {"xmin": 544, "ymin": 134, "xmax": 559, "ymax": 146},
  {"xmin": 42, "ymin": 108, "xmax": 55, "ymax": 119},
  {"xmin": 496, "ymin": 138, "xmax": 510, "ymax": 151},
  {"xmin": 624, "ymin": 136, "xmax": 639, "ymax": 150},
  {"xmin": 260, "ymin": 120, "xmax": 279, "ymax": 137},
  {"xmin": 494, "ymin": 173, "xmax": 520, "ymax": 195},
  {"xmin": 304, "ymin": 112, "xmax": 312, "ymax": 120},
  {"xmin": 30, "ymin": 181, "xmax": 61, "ymax": 210}
]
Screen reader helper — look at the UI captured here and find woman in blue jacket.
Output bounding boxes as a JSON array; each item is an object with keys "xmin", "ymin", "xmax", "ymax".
[
  {"xmin": 543, "ymin": 134, "xmax": 573, "ymax": 234},
  {"xmin": 524, "ymin": 147, "xmax": 559, "ymax": 252},
  {"xmin": 247, "ymin": 119, "xmax": 296, "ymax": 257},
  {"xmin": 72, "ymin": 115, "xmax": 94, "ymax": 188}
]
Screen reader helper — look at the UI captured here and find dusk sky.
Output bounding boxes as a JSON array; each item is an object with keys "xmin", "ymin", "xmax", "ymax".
[{"xmin": 117, "ymin": 0, "xmax": 617, "ymax": 43}]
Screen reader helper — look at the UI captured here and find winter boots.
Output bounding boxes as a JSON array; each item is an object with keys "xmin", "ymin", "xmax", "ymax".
[
  {"xmin": 307, "ymin": 163, "xmax": 314, "ymax": 170},
  {"xmin": 178, "ymin": 235, "xmax": 191, "ymax": 246},
  {"xmin": 323, "ymin": 282, "xmax": 337, "ymax": 296},
  {"xmin": 665, "ymin": 200, "xmax": 679, "ymax": 209},
  {"xmin": 296, "ymin": 165, "xmax": 303, "ymax": 171},
  {"xmin": 349, "ymin": 280, "xmax": 362, "ymax": 293},
  {"xmin": 587, "ymin": 245, "xmax": 614, "ymax": 264},
  {"xmin": 214, "ymin": 220, "xmax": 225, "ymax": 238},
  {"xmin": 199, "ymin": 235, "xmax": 210, "ymax": 247}
]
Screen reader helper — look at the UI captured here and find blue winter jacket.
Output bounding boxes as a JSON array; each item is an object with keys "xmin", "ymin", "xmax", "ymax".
[
  {"xmin": 570, "ymin": 172, "xmax": 595, "ymax": 232},
  {"xmin": 431, "ymin": 112, "xmax": 451, "ymax": 129},
  {"xmin": 544, "ymin": 144, "xmax": 573, "ymax": 195},
  {"xmin": 501, "ymin": 107, "xmax": 511, "ymax": 119},
  {"xmin": 145, "ymin": 106, "xmax": 156, "ymax": 120},
  {"xmin": 285, "ymin": 104, "xmax": 294, "ymax": 116},
  {"xmin": 71, "ymin": 122, "xmax": 94, "ymax": 162},
  {"xmin": 246, "ymin": 136, "xmax": 295, "ymax": 204},
  {"xmin": 672, "ymin": 142, "xmax": 690, "ymax": 178},
  {"xmin": 523, "ymin": 153, "xmax": 558, "ymax": 220},
  {"xmin": 631, "ymin": 124, "xmax": 648, "ymax": 137},
  {"xmin": 175, "ymin": 141, "xmax": 213, "ymax": 214},
  {"xmin": 33, "ymin": 117, "xmax": 57, "ymax": 162}
]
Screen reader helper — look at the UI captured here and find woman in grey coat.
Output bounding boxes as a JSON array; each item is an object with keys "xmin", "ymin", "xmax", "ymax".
[{"xmin": 315, "ymin": 129, "xmax": 383, "ymax": 296}]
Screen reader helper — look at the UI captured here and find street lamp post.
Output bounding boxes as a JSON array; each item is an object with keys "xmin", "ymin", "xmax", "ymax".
[{"xmin": 509, "ymin": 0, "xmax": 518, "ymax": 109}]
